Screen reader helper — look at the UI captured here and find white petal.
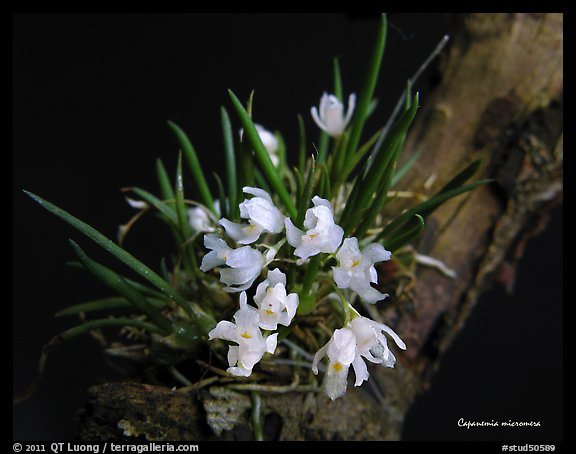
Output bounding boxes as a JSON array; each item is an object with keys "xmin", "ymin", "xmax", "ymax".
[
  {"xmin": 319, "ymin": 92, "xmax": 330, "ymax": 118},
  {"xmin": 125, "ymin": 197, "xmax": 148, "ymax": 210},
  {"xmin": 243, "ymin": 198, "xmax": 284, "ymax": 233},
  {"xmin": 226, "ymin": 246, "xmax": 262, "ymax": 268},
  {"xmin": 219, "ymin": 265, "xmax": 261, "ymax": 287},
  {"xmin": 209, "ymin": 320, "xmax": 237, "ymax": 342},
  {"xmin": 312, "ymin": 342, "xmax": 329, "ymax": 375},
  {"xmin": 311, "ymin": 106, "xmax": 327, "ymax": 132},
  {"xmin": 265, "ymin": 333, "xmax": 278, "ymax": 354},
  {"xmin": 283, "ymin": 293, "xmax": 299, "ymax": 321},
  {"xmin": 200, "ymin": 250, "xmax": 224, "ymax": 272},
  {"xmin": 227, "ymin": 345, "xmax": 239, "ymax": 367},
  {"xmin": 312, "ymin": 196, "xmax": 334, "ymax": 213},
  {"xmin": 324, "ymin": 362, "xmax": 349, "ymax": 400},
  {"xmin": 337, "ymin": 237, "xmax": 360, "ymax": 264},
  {"xmin": 329, "ymin": 328, "xmax": 357, "ymax": 365},
  {"xmin": 332, "ymin": 266, "xmax": 352, "ymax": 288},
  {"xmin": 352, "ymin": 354, "xmax": 369, "ymax": 387},
  {"xmin": 374, "ymin": 322, "xmax": 407, "ymax": 350},
  {"xmin": 344, "ymin": 93, "xmax": 356, "ymax": 127},
  {"xmin": 204, "ymin": 234, "xmax": 229, "ymax": 252},
  {"xmin": 243, "ymin": 186, "xmax": 273, "ymax": 201},
  {"xmin": 227, "ymin": 366, "xmax": 253, "ymax": 377},
  {"xmin": 324, "ymin": 224, "xmax": 344, "ymax": 253},
  {"xmin": 355, "ymin": 284, "xmax": 389, "ymax": 304},
  {"xmin": 362, "ymin": 242, "xmax": 392, "ymax": 264},
  {"xmin": 267, "ymin": 268, "xmax": 286, "ymax": 287},
  {"xmin": 284, "ymin": 218, "xmax": 304, "ymax": 248}
]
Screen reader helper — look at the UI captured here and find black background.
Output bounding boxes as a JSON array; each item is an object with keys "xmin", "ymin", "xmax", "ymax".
[{"xmin": 13, "ymin": 13, "xmax": 563, "ymax": 441}]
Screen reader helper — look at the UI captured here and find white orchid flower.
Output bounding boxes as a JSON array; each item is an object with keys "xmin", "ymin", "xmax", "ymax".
[
  {"xmin": 208, "ymin": 291, "xmax": 278, "ymax": 377},
  {"xmin": 284, "ymin": 196, "xmax": 344, "ymax": 261},
  {"xmin": 200, "ymin": 234, "xmax": 273, "ymax": 292},
  {"xmin": 253, "ymin": 268, "xmax": 299, "ymax": 330},
  {"xmin": 312, "ymin": 326, "xmax": 357, "ymax": 400},
  {"xmin": 220, "ymin": 187, "xmax": 285, "ymax": 245},
  {"xmin": 332, "ymin": 237, "xmax": 391, "ymax": 303},
  {"xmin": 311, "ymin": 93, "xmax": 356, "ymax": 138},
  {"xmin": 348, "ymin": 316, "xmax": 406, "ymax": 386},
  {"xmin": 312, "ymin": 315, "xmax": 406, "ymax": 399}
]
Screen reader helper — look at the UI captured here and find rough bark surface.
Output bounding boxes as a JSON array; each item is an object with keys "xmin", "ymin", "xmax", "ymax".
[{"xmin": 76, "ymin": 13, "xmax": 563, "ymax": 441}]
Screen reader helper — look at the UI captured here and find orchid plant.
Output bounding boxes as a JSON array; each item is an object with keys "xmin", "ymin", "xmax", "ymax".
[{"xmin": 21, "ymin": 14, "xmax": 488, "ymax": 410}]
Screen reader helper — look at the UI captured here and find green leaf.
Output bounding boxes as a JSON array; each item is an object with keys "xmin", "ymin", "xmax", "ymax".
[
  {"xmin": 333, "ymin": 57, "xmax": 343, "ymax": 102},
  {"xmin": 384, "ymin": 214, "xmax": 425, "ymax": 252},
  {"xmin": 228, "ymin": 89, "xmax": 297, "ymax": 219},
  {"xmin": 297, "ymin": 114, "xmax": 307, "ymax": 177},
  {"xmin": 351, "ymin": 93, "xmax": 419, "ymax": 215},
  {"xmin": 221, "ymin": 106, "xmax": 238, "ymax": 219},
  {"xmin": 167, "ymin": 120, "xmax": 216, "ymax": 215},
  {"xmin": 390, "ymin": 148, "xmax": 423, "ymax": 188},
  {"xmin": 439, "ymin": 159, "xmax": 483, "ymax": 193},
  {"xmin": 316, "ymin": 131, "xmax": 330, "ymax": 165},
  {"xmin": 175, "ymin": 152, "xmax": 200, "ymax": 277},
  {"xmin": 377, "ymin": 179, "xmax": 491, "ymax": 241},
  {"xmin": 345, "ymin": 14, "xmax": 388, "ymax": 159},
  {"xmin": 339, "ymin": 127, "xmax": 383, "ymax": 181},
  {"xmin": 212, "ymin": 172, "xmax": 228, "ymax": 219},
  {"xmin": 275, "ymin": 131, "xmax": 287, "ymax": 179},
  {"xmin": 131, "ymin": 187, "xmax": 178, "ymax": 226},
  {"xmin": 155, "ymin": 158, "xmax": 175, "ymax": 202},
  {"xmin": 296, "ymin": 156, "xmax": 316, "ymax": 228},
  {"xmin": 55, "ymin": 296, "xmax": 166, "ymax": 317},
  {"xmin": 23, "ymin": 191, "xmax": 214, "ymax": 334},
  {"xmin": 69, "ymin": 239, "xmax": 173, "ymax": 335},
  {"xmin": 60, "ymin": 317, "xmax": 165, "ymax": 341}
]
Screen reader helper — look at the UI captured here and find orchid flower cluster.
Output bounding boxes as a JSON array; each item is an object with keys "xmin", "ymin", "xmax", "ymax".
[
  {"xmin": 199, "ymin": 173, "xmax": 405, "ymax": 398},
  {"xmin": 25, "ymin": 14, "xmax": 485, "ymax": 405}
]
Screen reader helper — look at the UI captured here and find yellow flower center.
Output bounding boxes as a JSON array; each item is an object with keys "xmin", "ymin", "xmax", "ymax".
[
  {"xmin": 351, "ymin": 259, "xmax": 360, "ymax": 268},
  {"xmin": 332, "ymin": 362, "xmax": 344, "ymax": 372},
  {"xmin": 240, "ymin": 331, "xmax": 252, "ymax": 339}
]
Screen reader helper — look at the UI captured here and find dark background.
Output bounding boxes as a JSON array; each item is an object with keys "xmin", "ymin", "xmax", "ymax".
[{"xmin": 13, "ymin": 13, "xmax": 563, "ymax": 441}]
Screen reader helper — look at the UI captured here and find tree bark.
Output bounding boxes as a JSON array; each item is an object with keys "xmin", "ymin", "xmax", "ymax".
[{"xmin": 76, "ymin": 13, "xmax": 563, "ymax": 441}]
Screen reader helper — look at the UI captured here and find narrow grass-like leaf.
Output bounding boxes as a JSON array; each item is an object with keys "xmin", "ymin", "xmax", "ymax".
[
  {"xmin": 55, "ymin": 296, "xmax": 166, "ymax": 317},
  {"xmin": 175, "ymin": 152, "xmax": 200, "ymax": 277},
  {"xmin": 60, "ymin": 317, "xmax": 164, "ymax": 340},
  {"xmin": 318, "ymin": 164, "xmax": 331, "ymax": 200},
  {"xmin": 390, "ymin": 148, "xmax": 423, "ymax": 188},
  {"xmin": 131, "ymin": 187, "xmax": 178, "ymax": 225},
  {"xmin": 333, "ymin": 57, "xmax": 343, "ymax": 102},
  {"xmin": 69, "ymin": 239, "xmax": 173, "ymax": 335},
  {"xmin": 439, "ymin": 159, "xmax": 483, "ymax": 193},
  {"xmin": 228, "ymin": 89, "xmax": 297, "ymax": 219},
  {"xmin": 276, "ymin": 131, "xmax": 287, "ymax": 179},
  {"xmin": 68, "ymin": 261, "xmax": 168, "ymax": 300},
  {"xmin": 213, "ymin": 172, "xmax": 228, "ymax": 219},
  {"xmin": 23, "ymin": 191, "xmax": 211, "ymax": 331},
  {"xmin": 296, "ymin": 156, "xmax": 316, "ymax": 228},
  {"xmin": 377, "ymin": 179, "xmax": 491, "ymax": 241},
  {"xmin": 352, "ymin": 93, "xmax": 419, "ymax": 214},
  {"xmin": 353, "ymin": 138, "xmax": 404, "ymax": 238},
  {"xmin": 345, "ymin": 14, "xmax": 387, "ymax": 160},
  {"xmin": 384, "ymin": 214, "xmax": 425, "ymax": 252},
  {"xmin": 156, "ymin": 158, "xmax": 175, "ymax": 202},
  {"xmin": 297, "ymin": 114, "xmax": 307, "ymax": 177},
  {"xmin": 340, "ymin": 127, "xmax": 383, "ymax": 181},
  {"xmin": 254, "ymin": 168, "xmax": 272, "ymax": 195},
  {"xmin": 316, "ymin": 131, "xmax": 330, "ymax": 165},
  {"xmin": 221, "ymin": 106, "xmax": 238, "ymax": 219},
  {"xmin": 167, "ymin": 120, "xmax": 216, "ymax": 215}
]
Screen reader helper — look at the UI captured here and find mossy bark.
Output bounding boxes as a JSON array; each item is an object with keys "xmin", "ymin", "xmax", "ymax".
[{"xmin": 76, "ymin": 13, "xmax": 563, "ymax": 441}]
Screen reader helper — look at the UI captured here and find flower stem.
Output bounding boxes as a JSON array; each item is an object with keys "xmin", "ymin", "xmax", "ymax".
[{"xmin": 250, "ymin": 391, "xmax": 264, "ymax": 441}]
